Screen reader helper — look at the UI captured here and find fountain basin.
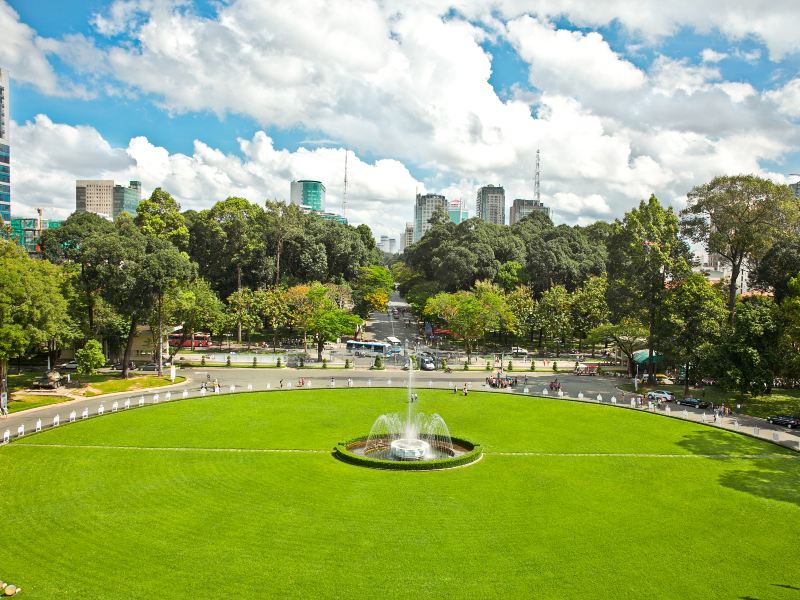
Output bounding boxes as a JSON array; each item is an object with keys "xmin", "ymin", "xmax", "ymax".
[{"xmin": 391, "ymin": 438, "xmax": 430, "ymax": 460}]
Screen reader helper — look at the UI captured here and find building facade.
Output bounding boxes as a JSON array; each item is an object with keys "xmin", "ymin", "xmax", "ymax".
[
  {"xmin": 290, "ymin": 180, "xmax": 326, "ymax": 212},
  {"xmin": 509, "ymin": 198, "xmax": 550, "ymax": 224},
  {"xmin": 76, "ymin": 180, "xmax": 141, "ymax": 220},
  {"xmin": 402, "ymin": 222, "xmax": 414, "ymax": 250},
  {"xmin": 476, "ymin": 185, "xmax": 505, "ymax": 225},
  {"xmin": 11, "ymin": 211, "xmax": 62, "ymax": 256},
  {"xmin": 448, "ymin": 199, "xmax": 468, "ymax": 224},
  {"xmin": 113, "ymin": 180, "xmax": 142, "ymax": 218},
  {"xmin": 414, "ymin": 193, "xmax": 447, "ymax": 242},
  {"xmin": 791, "ymin": 181, "xmax": 800, "ymax": 198},
  {"xmin": 0, "ymin": 68, "xmax": 10, "ymax": 223}
]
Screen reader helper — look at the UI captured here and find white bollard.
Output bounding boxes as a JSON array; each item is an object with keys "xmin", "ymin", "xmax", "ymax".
[
  {"xmin": 214, "ymin": 386, "xmax": 220, "ymax": 394},
  {"xmin": 754, "ymin": 426, "xmax": 760, "ymax": 436},
  {"xmin": 182, "ymin": 389, "xmax": 189, "ymax": 398},
  {"xmin": 98, "ymin": 404, "xmax": 105, "ymax": 415},
  {"xmin": 523, "ymin": 387, "xmax": 529, "ymax": 394},
  {"xmin": 630, "ymin": 398, "xmax": 635, "ymax": 408},
  {"xmin": 578, "ymin": 392, "xmax": 584, "ymax": 400},
  {"xmin": 772, "ymin": 431, "xmax": 780, "ymax": 441},
  {"xmin": 286, "ymin": 382, "xmax": 292, "ymax": 389},
  {"xmin": 81, "ymin": 408, "xmax": 88, "ymax": 419},
  {"xmin": 387, "ymin": 379, "xmax": 392, "ymax": 386},
  {"xmin": 542, "ymin": 388, "xmax": 548, "ymax": 395},
  {"xmin": 307, "ymin": 381, "xmax": 313, "ymax": 388},
  {"xmin": 153, "ymin": 394, "xmax": 160, "ymax": 403},
  {"xmin": 266, "ymin": 383, "xmax": 271, "ymax": 390},
  {"xmin": 229, "ymin": 385, "xmax": 235, "ymax": 393},
  {"xmin": 683, "ymin": 409, "xmax": 688, "ymax": 418},
  {"xmin": 35, "ymin": 419, "xmax": 42, "ymax": 432},
  {"xmin": 124, "ymin": 399, "xmax": 130, "ymax": 410},
  {"xmin": 558, "ymin": 390, "xmax": 564, "ymax": 398},
  {"xmin": 54, "ymin": 413, "xmax": 61, "ymax": 426},
  {"xmin": 448, "ymin": 381, "xmax": 453, "ymax": 388},
  {"xmin": 666, "ymin": 406, "xmax": 671, "ymax": 415},
  {"xmin": 165, "ymin": 392, "xmax": 172, "ymax": 401},
  {"xmin": 734, "ymin": 420, "xmax": 739, "ymax": 430},
  {"xmin": 112, "ymin": 401, "xmax": 119, "ymax": 412},
  {"xmin": 17, "ymin": 424, "xmax": 24, "ymax": 437},
  {"xmin": 247, "ymin": 384, "xmax": 253, "ymax": 392},
  {"xmin": 428, "ymin": 380, "xmax": 432, "ymax": 388},
  {"xmin": 368, "ymin": 380, "xmax": 372, "ymax": 387},
  {"xmin": 2, "ymin": 429, "xmax": 9, "ymax": 444},
  {"xmin": 700, "ymin": 412, "xmax": 706, "ymax": 422},
  {"xmin": 69, "ymin": 411, "xmax": 76, "ymax": 422},
  {"xmin": 139, "ymin": 395, "xmax": 145, "ymax": 406},
  {"xmin": 611, "ymin": 396, "xmax": 617, "ymax": 404},
  {"xmin": 597, "ymin": 394, "xmax": 603, "ymax": 402},
  {"xmin": 200, "ymin": 387, "xmax": 207, "ymax": 396}
]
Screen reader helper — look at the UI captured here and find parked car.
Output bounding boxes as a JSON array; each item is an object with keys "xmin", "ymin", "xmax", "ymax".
[
  {"xmin": 417, "ymin": 352, "xmax": 436, "ymax": 371},
  {"xmin": 511, "ymin": 347, "xmax": 529, "ymax": 357},
  {"xmin": 646, "ymin": 390, "xmax": 674, "ymax": 402},
  {"xmin": 139, "ymin": 363, "xmax": 159, "ymax": 372},
  {"xmin": 58, "ymin": 360, "xmax": 79, "ymax": 370},
  {"xmin": 676, "ymin": 396, "xmax": 709, "ymax": 409},
  {"xmin": 766, "ymin": 415, "xmax": 800, "ymax": 429}
]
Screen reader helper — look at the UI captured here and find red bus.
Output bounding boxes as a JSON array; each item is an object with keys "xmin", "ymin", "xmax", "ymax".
[{"xmin": 169, "ymin": 332, "xmax": 212, "ymax": 348}]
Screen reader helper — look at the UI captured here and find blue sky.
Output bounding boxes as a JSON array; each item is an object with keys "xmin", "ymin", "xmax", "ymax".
[{"xmin": 2, "ymin": 0, "xmax": 799, "ymax": 236}]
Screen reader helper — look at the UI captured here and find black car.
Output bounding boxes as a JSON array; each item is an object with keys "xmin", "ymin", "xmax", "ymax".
[
  {"xmin": 676, "ymin": 397, "xmax": 710, "ymax": 409},
  {"xmin": 766, "ymin": 415, "xmax": 800, "ymax": 429}
]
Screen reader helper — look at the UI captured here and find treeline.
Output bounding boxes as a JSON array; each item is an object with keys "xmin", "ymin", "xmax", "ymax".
[
  {"xmin": 0, "ymin": 191, "xmax": 393, "ymax": 382},
  {"xmin": 397, "ymin": 175, "xmax": 800, "ymax": 395}
]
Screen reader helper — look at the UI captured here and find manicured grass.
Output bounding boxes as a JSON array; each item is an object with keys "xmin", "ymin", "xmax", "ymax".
[
  {"xmin": 1, "ymin": 389, "xmax": 799, "ymax": 599},
  {"xmin": 619, "ymin": 382, "xmax": 800, "ymax": 418},
  {"xmin": 7, "ymin": 394, "xmax": 70, "ymax": 414},
  {"xmin": 81, "ymin": 375, "xmax": 186, "ymax": 396}
]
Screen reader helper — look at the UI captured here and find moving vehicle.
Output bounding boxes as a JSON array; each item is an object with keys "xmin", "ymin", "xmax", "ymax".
[
  {"xmin": 385, "ymin": 337, "xmax": 403, "ymax": 355},
  {"xmin": 417, "ymin": 352, "xmax": 436, "ymax": 371},
  {"xmin": 511, "ymin": 347, "xmax": 529, "ymax": 357},
  {"xmin": 766, "ymin": 415, "xmax": 800, "ymax": 429},
  {"xmin": 169, "ymin": 332, "xmax": 213, "ymax": 349},
  {"xmin": 346, "ymin": 340, "xmax": 391, "ymax": 357},
  {"xmin": 675, "ymin": 396, "xmax": 709, "ymax": 409},
  {"xmin": 646, "ymin": 390, "xmax": 675, "ymax": 402}
]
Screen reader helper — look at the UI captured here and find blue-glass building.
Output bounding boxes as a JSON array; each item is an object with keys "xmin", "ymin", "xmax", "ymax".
[
  {"xmin": 0, "ymin": 68, "xmax": 10, "ymax": 223},
  {"xmin": 290, "ymin": 180, "xmax": 326, "ymax": 212}
]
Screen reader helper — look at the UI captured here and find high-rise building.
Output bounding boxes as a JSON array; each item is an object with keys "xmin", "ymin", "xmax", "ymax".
[
  {"xmin": 509, "ymin": 198, "xmax": 550, "ymax": 225},
  {"xmin": 388, "ymin": 238, "xmax": 396, "ymax": 254},
  {"xmin": 448, "ymin": 199, "xmax": 468, "ymax": 224},
  {"xmin": 114, "ymin": 180, "xmax": 142, "ymax": 218},
  {"xmin": 377, "ymin": 235, "xmax": 397, "ymax": 253},
  {"xmin": 76, "ymin": 180, "xmax": 141, "ymax": 220},
  {"xmin": 414, "ymin": 193, "xmax": 447, "ymax": 242},
  {"xmin": 0, "ymin": 67, "xmax": 10, "ymax": 223},
  {"xmin": 402, "ymin": 222, "xmax": 414, "ymax": 250},
  {"xmin": 476, "ymin": 185, "xmax": 505, "ymax": 225},
  {"xmin": 290, "ymin": 180, "xmax": 326, "ymax": 212}
]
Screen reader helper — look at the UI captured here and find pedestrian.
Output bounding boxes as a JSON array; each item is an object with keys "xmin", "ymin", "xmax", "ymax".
[
  {"xmin": 524, "ymin": 375, "xmax": 528, "ymax": 385},
  {"xmin": 463, "ymin": 383, "xmax": 468, "ymax": 396},
  {"xmin": 0, "ymin": 393, "xmax": 7, "ymax": 418},
  {"xmin": 453, "ymin": 386, "xmax": 457, "ymax": 394},
  {"xmin": 279, "ymin": 379, "xmax": 284, "ymax": 389}
]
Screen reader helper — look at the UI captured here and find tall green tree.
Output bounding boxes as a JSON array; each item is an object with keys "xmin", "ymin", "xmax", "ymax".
[
  {"xmin": 571, "ymin": 275, "xmax": 609, "ymax": 353},
  {"xmin": 264, "ymin": 201, "xmax": 304, "ymax": 285},
  {"xmin": 226, "ymin": 288, "xmax": 262, "ymax": 348},
  {"xmin": 682, "ymin": 175, "xmax": 799, "ymax": 322},
  {"xmin": 352, "ymin": 265, "xmax": 394, "ymax": 317},
  {"xmin": 537, "ymin": 284, "xmax": 572, "ymax": 356},
  {"xmin": 166, "ymin": 278, "xmax": 224, "ymax": 357},
  {"xmin": 607, "ymin": 195, "xmax": 691, "ymax": 383},
  {"xmin": 662, "ymin": 273, "xmax": 727, "ymax": 394},
  {"xmin": 253, "ymin": 287, "xmax": 291, "ymax": 351},
  {"xmin": 135, "ymin": 187, "xmax": 190, "ymax": 250},
  {"xmin": 291, "ymin": 283, "xmax": 360, "ymax": 361},
  {"xmin": 589, "ymin": 318, "xmax": 648, "ymax": 376},
  {"xmin": 750, "ymin": 236, "xmax": 800, "ymax": 302}
]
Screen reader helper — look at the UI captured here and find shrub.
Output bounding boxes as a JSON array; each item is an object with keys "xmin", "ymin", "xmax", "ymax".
[
  {"xmin": 226, "ymin": 355, "xmax": 231, "ymax": 367},
  {"xmin": 485, "ymin": 360, "xmax": 491, "ymax": 371},
  {"xmin": 252, "ymin": 356, "xmax": 258, "ymax": 368},
  {"xmin": 75, "ymin": 339, "xmax": 105, "ymax": 376},
  {"xmin": 530, "ymin": 359, "xmax": 535, "ymax": 371},
  {"xmin": 552, "ymin": 361, "xmax": 558, "ymax": 372},
  {"xmin": 463, "ymin": 360, "xmax": 469, "ymax": 371},
  {"xmin": 345, "ymin": 358, "xmax": 351, "ymax": 369},
  {"xmin": 507, "ymin": 360, "xmax": 513, "ymax": 372},
  {"xmin": 322, "ymin": 358, "xmax": 328, "ymax": 369},
  {"xmin": 440, "ymin": 358, "xmax": 447, "ymax": 371},
  {"xmin": 373, "ymin": 355, "xmax": 383, "ymax": 369},
  {"xmin": 201, "ymin": 356, "xmax": 206, "ymax": 367},
  {"xmin": 277, "ymin": 356, "xmax": 283, "ymax": 368}
]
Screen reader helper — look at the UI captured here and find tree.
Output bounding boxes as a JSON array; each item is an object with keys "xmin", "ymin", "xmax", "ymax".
[
  {"xmin": 264, "ymin": 201, "xmax": 304, "ymax": 285},
  {"xmin": 496, "ymin": 260, "xmax": 523, "ymax": 291},
  {"xmin": 537, "ymin": 285, "xmax": 572, "ymax": 356},
  {"xmin": 777, "ymin": 275, "xmax": 800, "ymax": 385},
  {"xmin": 682, "ymin": 175, "xmax": 799, "ymax": 322},
  {"xmin": 75, "ymin": 339, "xmax": 105, "ymax": 376},
  {"xmin": 294, "ymin": 283, "xmax": 360, "ymax": 361},
  {"xmin": 750, "ymin": 236, "xmax": 800, "ymax": 302},
  {"xmin": 589, "ymin": 318, "xmax": 648, "ymax": 376},
  {"xmin": 506, "ymin": 285, "xmax": 536, "ymax": 342},
  {"xmin": 662, "ymin": 273, "xmax": 727, "ymax": 394},
  {"xmin": 607, "ymin": 195, "xmax": 692, "ymax": 383},
  {"xmin": 253, "ymin": 287, "xmax": 291, "ymax": 350},
  {"xmin": 166, "ymin": 278, "xmax": 224, "ymax": 358},
  {"xmin": 570, "ymin": 275, "xmax": 609, "ymax": 353},
  {"xmin": 0, "ymin": 241, "xmax": 72, "ymax": 392},
  {"xmin": 135, "ymin": 187, "xmax": 190, "ymax": 250},
  {"xmin": 352, "ymin": 265, "xmax": 394, "ymax": 317},
  {"xmin": 226, "ymin": 288, "xmax": 261, "ymax": 348}
]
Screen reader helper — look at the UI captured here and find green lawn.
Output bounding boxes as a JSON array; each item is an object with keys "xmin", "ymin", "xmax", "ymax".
[
  {"xmin": 1, "ymin": 389, "xmax": 798, "ymax": 599},
  {"xmin": 7, "ymin": 394, "xmax": 70, "ymax": 414},
  {"xmin": 81, "ymin": 374, "xmax": 186, "ymax": 396},
  {"xmin": 619, "ymin": 382, "xmax": 800, "ymax": 418}
]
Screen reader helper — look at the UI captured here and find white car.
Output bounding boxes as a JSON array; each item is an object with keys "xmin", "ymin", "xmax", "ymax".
[
  {"xmin": 511, "ymin": 347, "xmax": 529, "ymax": 357},
  {"xmin": 646, "ymin": 390, "xmax": 674, "ymax": 402}
]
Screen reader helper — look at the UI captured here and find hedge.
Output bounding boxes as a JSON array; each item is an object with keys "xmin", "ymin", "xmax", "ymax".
[{"xmin": 334, "ymin": 436, "xmax": 482, "ymax": 471}]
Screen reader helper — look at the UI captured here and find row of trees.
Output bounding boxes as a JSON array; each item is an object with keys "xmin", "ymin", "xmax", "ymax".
[
  {"xmin": 403, "ymin": 175, "xmax": 800, "ymax": 394},
  {"xmin": 23, "ymin": 191, "xmax": 393, "ymax": 378}
]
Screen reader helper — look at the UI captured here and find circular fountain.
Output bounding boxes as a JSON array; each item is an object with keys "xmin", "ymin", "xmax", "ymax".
[{"xmin": 334, "ymin": 363, "xmax": 482, "ymax": 470}]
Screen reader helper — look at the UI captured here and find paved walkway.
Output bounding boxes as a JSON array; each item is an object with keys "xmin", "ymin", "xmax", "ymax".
[{"xmin": 2, "ymin": 369, "xmax": 798, "ymax": 452}]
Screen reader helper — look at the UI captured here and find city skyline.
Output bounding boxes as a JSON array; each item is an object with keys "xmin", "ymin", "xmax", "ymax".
[{"xmin": 1, "ymin": 0, "xmax": 799, "ymax": 239}]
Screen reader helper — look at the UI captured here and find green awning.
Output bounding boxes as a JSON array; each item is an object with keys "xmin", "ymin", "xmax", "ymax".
[{"xmin": 632, "ymin": 350, "xmax": 663, "ymax": 365}]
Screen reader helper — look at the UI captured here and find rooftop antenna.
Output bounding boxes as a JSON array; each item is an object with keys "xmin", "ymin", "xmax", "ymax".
[
  {"xmin": 534, "ymin": 147, "xmax": 541, "ymax": 203},
  {"xmin": 342, "ymin": 148, "xmax": 349, "ymax": 218}
]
